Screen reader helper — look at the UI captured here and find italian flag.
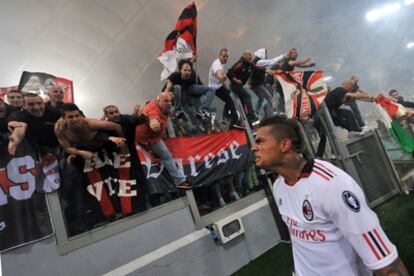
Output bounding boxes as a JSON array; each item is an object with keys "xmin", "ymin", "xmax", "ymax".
[{"xmin": 375, "ymin": 94, "xmax": 414, "ymax": 153}]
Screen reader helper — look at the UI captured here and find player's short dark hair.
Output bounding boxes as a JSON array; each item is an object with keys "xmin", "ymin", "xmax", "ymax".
[
  {"xmin": 61, "ymin": 103, "xmax": 81, "ymax": 115},
  {"xmin": 178, "ymin": 59, "xmax": 193, "ymax": 70},
  {"xmin": 259, "ymin": 114, "xmax": 302, "ymax": 152}
]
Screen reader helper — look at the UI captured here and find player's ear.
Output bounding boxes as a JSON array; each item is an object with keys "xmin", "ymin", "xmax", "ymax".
[{"xmin": 280, "ymin": 138, "xmax": 293, "ymax": 153}]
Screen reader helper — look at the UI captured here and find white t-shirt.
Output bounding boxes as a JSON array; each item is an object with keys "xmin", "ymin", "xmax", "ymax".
[
  {"xmin": 273, "ymin": 159, "xmax": 398, "ymax": 276},
  {"xmin": 208, "ymin": 58, "xmax": 224, "ymax": 89}
]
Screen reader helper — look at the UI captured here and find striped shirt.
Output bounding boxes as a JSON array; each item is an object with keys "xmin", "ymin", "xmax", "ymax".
[{"xmin": 273, "ymin": 159, "xmax": 398, "ymax": 276}]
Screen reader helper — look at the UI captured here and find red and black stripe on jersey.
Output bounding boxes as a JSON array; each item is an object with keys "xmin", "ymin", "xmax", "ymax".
[
  {"xmin": 362, "ymin": 228, "xmax": 392, "ymax": 261},
  {"xmin": 313, "ymin": 160, "xmax": 336, "ymax": 181}
]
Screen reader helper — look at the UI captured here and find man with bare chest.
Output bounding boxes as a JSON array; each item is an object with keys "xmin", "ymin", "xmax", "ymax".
[{"xmin": 55, "ymin": 103, "xmax": 126, "ymax": 159}]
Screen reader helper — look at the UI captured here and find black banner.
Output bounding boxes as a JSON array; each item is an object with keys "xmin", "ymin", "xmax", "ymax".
[
  {"xmin": 137, "ymin": 129, "xmax": 252, "ymax": 191},
  {"xmin": 80, "ymin": 148, "xmax": 145, "ymax": 219},
  {"xmin": 0, "ymin": 140, "xmax": 56, "ymax": 252}
]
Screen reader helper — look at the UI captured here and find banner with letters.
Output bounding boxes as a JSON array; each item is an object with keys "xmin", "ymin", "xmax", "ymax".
[
  {"xmin": 0, "ymin": 140, "xmax": 58, "ymax": 252},
  {"xmin": 81, "ymin": 149, "xmax": 144, "ymax": 219},
  {"xmin": 137, "ymin": 129, "xmax": 252, "ymax": 192},
  {"xmin": 275, "ymin": 70, "xmax": 328, "ymax": 121}
]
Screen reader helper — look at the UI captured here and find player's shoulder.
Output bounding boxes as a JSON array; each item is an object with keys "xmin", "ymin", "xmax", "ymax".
[
  {"xmin": 310, "ymin": 159, "xmax": 339, "ymax": 182},
  {"xmin": 312, "ymin": 159, "xmax": 361, "ymax": 192}
]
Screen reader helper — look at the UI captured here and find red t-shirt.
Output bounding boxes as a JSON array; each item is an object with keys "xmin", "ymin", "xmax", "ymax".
[{"xmin": 135, "ymin": 99, "xmax": 168, "ymax": 145}]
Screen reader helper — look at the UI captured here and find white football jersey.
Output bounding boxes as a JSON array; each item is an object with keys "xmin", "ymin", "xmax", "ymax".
[{"xmin": 273, "ymin": 159, "xmax": 398, "ymax": 276}]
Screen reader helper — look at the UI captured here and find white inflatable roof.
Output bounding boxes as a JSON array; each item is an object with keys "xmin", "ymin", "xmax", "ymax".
[{"xmin": 1, "ymin": 0, "xmax": 413, "ymax": 117}]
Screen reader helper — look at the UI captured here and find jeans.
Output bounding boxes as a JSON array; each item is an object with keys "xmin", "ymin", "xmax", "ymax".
[
  {"xmin": 172, "ymin": 84, "xmax": 215, "ymax": 112},
  {"xmin": 150, "ymin": 139, "xmax": 186, "ymax": 186},
  {"xmin": 330, "ymin": 108, "xmax": 361, "ymax": 132},
  {"xmin": 230, "ymin": 82, "xmax": 254, "ymax": 116},
  {"xmin": 251, "ymin": 84, "xmax": 273, "ymax": 117},
  {"xmin": 215, "ymin": 85, "xmax": 239, "ymax": 124},
  {"xmin": 313, "ymin": 111, "xmax": 327, "ymax": 158},
  {"xmin": 345, "ymin": 100, "xmax": 365, "ymax": 127},
  {"xmin": 275, "ymin": 80, "xmax": 285, "ymax": 113},
  {"xmin": 188, "ymin": 84, "xmax": 215, "ymax": 112}
]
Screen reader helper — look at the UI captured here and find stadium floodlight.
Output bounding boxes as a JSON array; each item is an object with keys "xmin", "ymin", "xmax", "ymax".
[
  {"xmin": 404, "ymin": 0, "xmax": 414, "ymax": 5},
  {"xmin": 366, "ymin": 10, "xmax": 382, "ymax": 22},
  {"xmin": 323, "ymin": 76, "xmax": 333, "ymax": 82},
  {"xmin": 366, "ymin": 2, "xmax": 401, "ymax": 22},
  {"xmin": 407, "ymin": 42, "xmax": 414, "ymax": 49}
]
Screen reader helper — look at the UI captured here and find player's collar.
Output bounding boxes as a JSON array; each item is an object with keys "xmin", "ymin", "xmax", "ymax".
[
  {"xmin": 299, "ymin": 158, "xmax": 314, "ymax": 178},
  {"xmin": 284, "ymin": 158, "xmax": 314, "ymax": 186}
]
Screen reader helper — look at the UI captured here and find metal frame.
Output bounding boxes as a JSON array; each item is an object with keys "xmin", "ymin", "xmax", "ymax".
[
  {"xmin": 47, "ymin": 192, "xmax": 188, "ymax": 255},
  {"xmin": 318, "ymin": 102, "xmax": 363, "ymax": 183},
  {"xmin": 188, "ymin": 189, "xmax": 267, "ymax": 230},
  {"xmin": 48, "ymin": 94, "xmax": 272, "ymax": 254},
  {"xmin": 345, "ymin": 130, "xmax": 401, "ymax": 207},
  {"xmin": 184, "ymin": 94, "xmax": 268, "ymax": 230},
  {"xmin": 317, "ymin": 103, "xmax": 401, "ymax": 207}
]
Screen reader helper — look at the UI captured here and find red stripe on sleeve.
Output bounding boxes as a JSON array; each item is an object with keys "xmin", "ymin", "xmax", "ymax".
[
  {"xmin": 373, "ymin": 228, "xmax": 391, "ymax": 255},
  {"xmin": 314, "ymin": 161, "xmax": 336, "ymax": 176},
  {"xmin": 312, "ymin": 169, "xmax": 330, "ymax": 181},
  {"xmin": 362, "ymin": 233, "xmax": 381, "ymax": 261}
]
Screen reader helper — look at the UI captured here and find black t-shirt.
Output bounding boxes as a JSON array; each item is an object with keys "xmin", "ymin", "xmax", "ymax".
[
  {"xmin": 8, "ymin": 110, "xmax": 59, "ymax": 147},
  {"xmin": 167, "ymin": 71, "xmax": 203, "ymax": 90},
  {"xmin": 324, "ymin": 87, "xmax": 347, "ymax": 111},
  {"xmin": 280, "ymin": 57, "xmax": 295, "ymax": 72},
  {"xmin": 1, "ymin": 104, "xmax": 14, "ymax": 133},
  {"xmin": 120, "ymin": 114, "xmax": 146, "ymax": 143},
  {"xmin": 45, "ymin": 101, "xmax": 63, "ymax": 122},
  {"xmin": 0, "ymin": 117, "xmax": 7, "ymax": 137}
]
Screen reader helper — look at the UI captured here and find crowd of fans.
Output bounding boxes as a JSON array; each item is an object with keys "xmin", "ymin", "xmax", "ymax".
[{"xmin": 1, "ymin": 46, "xmax": 413, "ymax": 236}]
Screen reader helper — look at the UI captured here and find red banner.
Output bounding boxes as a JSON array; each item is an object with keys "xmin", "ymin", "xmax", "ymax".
[{"xmin": 137, "ymin": 129, "xmax": 251, "ymax": 191}]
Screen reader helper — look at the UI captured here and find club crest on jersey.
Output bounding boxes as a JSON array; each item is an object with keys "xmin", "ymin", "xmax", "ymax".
[
  {"xmin": 302, "ymin": 200, "xmax": 313, "ymax": 221},
  {"xmin": 342, "ymin": 190, "xmax": 360, "ymax": 212},
  {"xmin": 278, "ymin": 198, "xmax": 283, "ymax": 206}
]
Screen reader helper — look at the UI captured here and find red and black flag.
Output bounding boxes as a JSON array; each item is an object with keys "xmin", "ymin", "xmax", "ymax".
[
  {"xmin": 158, "ymin": 2, "xmax": 198, "ymax": 81},
  {"xmin": 275, "ymin": 70, "xmax": 328, "ymax": 121},
  {"xmin": 137, "ymin": 129, "xmax": 251, "ymax": 193}
]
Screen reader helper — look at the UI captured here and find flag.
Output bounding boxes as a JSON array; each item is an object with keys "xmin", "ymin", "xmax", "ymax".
[
  {"xmin": 137, "ymin": 129, "xmax": 251, "ymax": 192},
  {"xmin": 375, "ymin": 95, "xmax": 414, "ymax": 153},
  {"xmin": 275, "ymin": 70, "xmax": 328, "ymax": 120},
  {"xmin": 0, "ymin": 139, "xmax": 54, "ymax": 252},
  {"xmin": 375, "ymin": 94, "xmax": 408, "ymax": 119},
  {"xmin": 158, "ymin": 2, "xmax": 197, "ymax": 81},
  {"xmin": 18, "ymin": 71, "xmax": 74, "ymax": 103}
]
